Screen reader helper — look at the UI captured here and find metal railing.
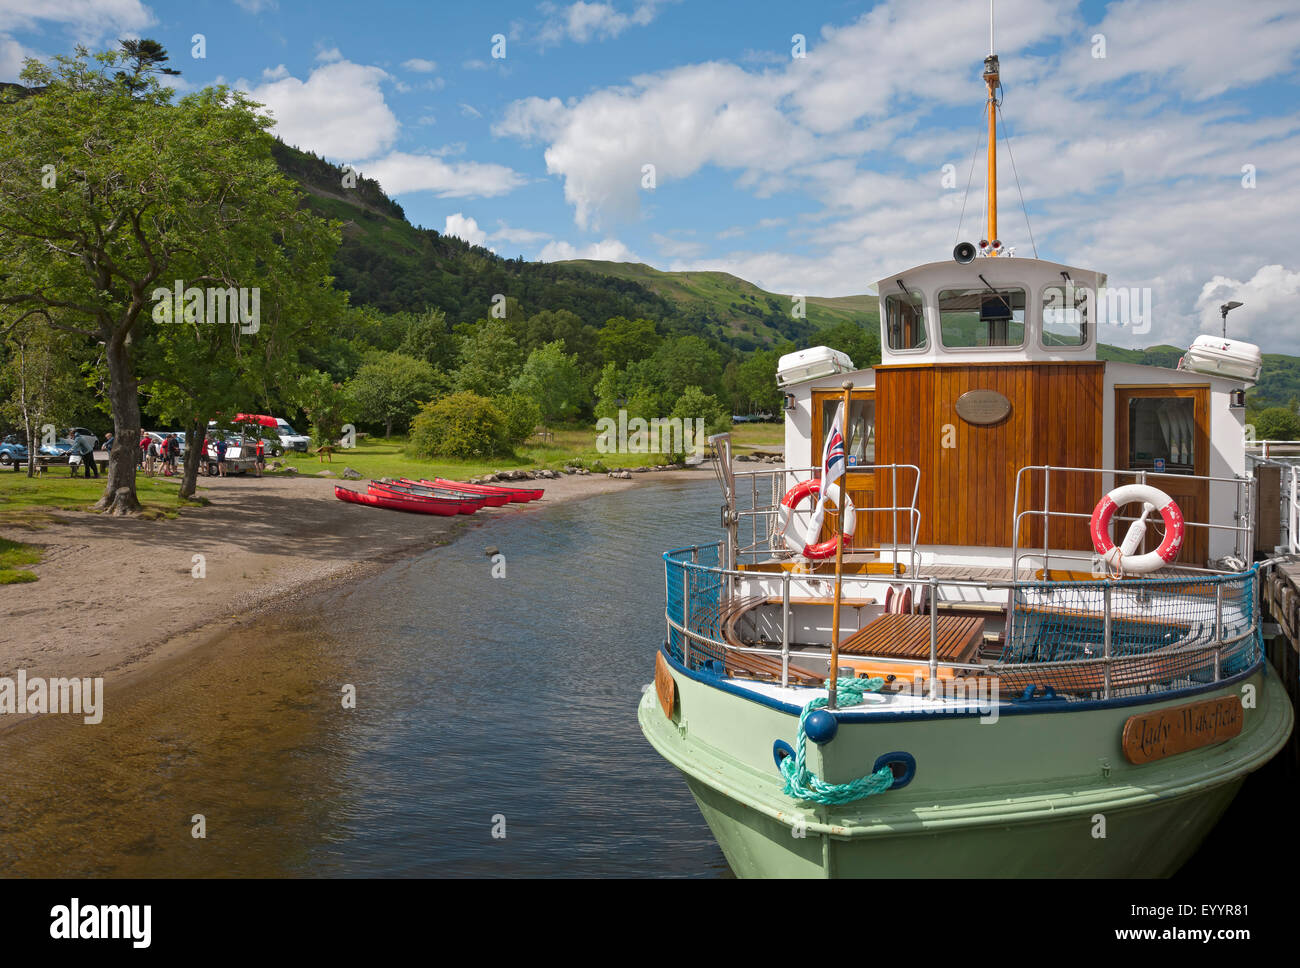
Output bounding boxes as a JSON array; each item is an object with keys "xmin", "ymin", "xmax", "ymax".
[
  {"xmin": 663, "ymin": 543, "xmax": 1262, "ymax": 706},
  {"xmin": 720, "ymin": 461, "xmax": 923, "ymax": 575},
  {"xmin": 1245, "ymin": 441, "xmax": 1300, "ymax": 554},
  {"xmin": 1011, "ymin": 465, "xmax": 1254, "ymax": 580}
]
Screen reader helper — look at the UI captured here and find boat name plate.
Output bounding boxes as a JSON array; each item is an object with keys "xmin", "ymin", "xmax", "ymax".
[
  {"xmin": 954, "ymin": 389, "xmax": 1012, "ymax": 426},
  {"xmin": 1120, "ymin": 695, "xmax": 1243, "ymax": 764}
]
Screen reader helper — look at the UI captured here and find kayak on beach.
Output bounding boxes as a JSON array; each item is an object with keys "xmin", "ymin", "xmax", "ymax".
[
  {"xmin": 389, "ymin": 478, "xmax": 509, "ymax": 507},
  {"xmin": 370, "ymin": 479, "xmax": 487, "ymax": 513},
  {"xmin": 334, "ymin": 485, "xmax": 470, "ymax": 516},
  {"xmin": 429, "ymin": 477, "xmax": 543, "ymax": 503}
]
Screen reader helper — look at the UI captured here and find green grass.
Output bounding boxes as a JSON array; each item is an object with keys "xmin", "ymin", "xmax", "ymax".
[
  {"xmin": 273, "ymin": 427, "xmax": 708, "ymax": 482},
  {"xmin": 0, "ymin": 536, "xmax": 42, "ymax": 583},
  {"xmin": 0, "ymin": 468, "xmax": 199, "ymax": 521}
]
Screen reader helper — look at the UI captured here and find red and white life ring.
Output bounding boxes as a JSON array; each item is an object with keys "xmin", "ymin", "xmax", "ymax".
[
  {"xmin": 1089, "ymin": 484, "xmax": 1185, "ymax": 575},
  {"xmin": 777, "ymin": 478, "xmax": 857, "ymax": 559}
]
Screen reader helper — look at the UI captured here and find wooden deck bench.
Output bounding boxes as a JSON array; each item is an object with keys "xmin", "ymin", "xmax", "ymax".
[{"xmin": 838, "ymin": 613, "xmax": 984, "ymax": 663}]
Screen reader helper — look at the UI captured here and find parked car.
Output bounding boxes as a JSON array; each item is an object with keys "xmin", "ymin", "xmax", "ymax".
[
  {"xmin": 273, "ymin": 418, "xmax": 311, "ymax": 453},
  {"xmin": 0, "ymin": 434, "xmax": 28, "ymax": 469}
]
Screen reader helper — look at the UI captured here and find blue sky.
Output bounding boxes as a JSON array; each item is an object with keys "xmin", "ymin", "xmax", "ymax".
[{"xmin": 3, "ymin": 0, "xmax": 1299, "ymax": 350}]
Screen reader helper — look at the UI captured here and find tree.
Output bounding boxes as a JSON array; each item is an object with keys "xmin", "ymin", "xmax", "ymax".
[
  {"xmin": 597, "ymin": 315, "xmax": 661, "ymax": 369},
  {"xmin": 453, "ymin": 319, "xmax": 523, "ymax": 398},
  {"xmin": 0, "ymin": 46, "xmax": 341, "ymax": 512},
  {"xmin": 398, "ymin": 307, "xmax": 458, "ymax": 371},
  {"xmin": 495, "ymin": 393, "xmax": 542, "ymax": 448},
  {"xmin": 115, "ymin": 39, "xmax": 180, "ymax": 94},
  {"xmin": 1, "ymin": 314, "xmax": 82, "ymax": 477},
  {"xmin": 346, "ymin": 351, "xmax": 439, "ymax": 437},
  {"xmin": 293, "ymin": 371, "xmax": 351, "ymax": 448},
  {"xmin": 1252, "ymin": 406, "xmax": 1300, "ymax": 442},
  {"xmin": 510, "ymin": 341, "xmax": 586, "ymax": 424},
  {"xmin": 651, "ymin": 335, "xmax": 723, "ymax": 397},
  {"xmin": 409, "ymin": 391, "xmax": 510, "ymax": 459}
]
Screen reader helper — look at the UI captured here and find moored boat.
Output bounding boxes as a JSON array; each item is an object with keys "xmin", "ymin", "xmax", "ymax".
[
  {"xmin": 370, "ymin": 479, "xmax": 487, "ymax": 513},
  {"xmin": 637, "ymin": 34, "xmax": 1294, "ymax": 878}
]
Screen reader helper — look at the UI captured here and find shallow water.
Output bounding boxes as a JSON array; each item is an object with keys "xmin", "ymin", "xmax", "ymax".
[{"xmin": 0, "ymin": 478, "xmax": 730, "ymax": 877}]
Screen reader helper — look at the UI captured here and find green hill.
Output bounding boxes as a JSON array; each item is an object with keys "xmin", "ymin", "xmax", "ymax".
[
  {"xmin": 273, "ymin": 144, "xmax": 863, "ymax": 351},
  {"xmin": 557, "ymin": 260, "xmax": 879, "ymax": 343}
]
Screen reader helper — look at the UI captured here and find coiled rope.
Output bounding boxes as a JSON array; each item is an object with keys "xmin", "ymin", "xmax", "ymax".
[{"xmin": 778, "ymin": 676, "xmax": 897, "ymax": 804}]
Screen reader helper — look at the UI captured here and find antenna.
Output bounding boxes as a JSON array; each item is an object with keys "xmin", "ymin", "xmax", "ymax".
[{"xmin": 990, "ymin": 0, "xmax": 995, "ymax": 55}]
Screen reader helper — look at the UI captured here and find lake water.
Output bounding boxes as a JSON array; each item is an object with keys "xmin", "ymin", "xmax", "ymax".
[
  {"xmin": 0, "ymin": 478, "xmax": 730, "ymax": 877},
  {"xmin": 0, "ymin": 473, "xmax": 1280, "ymax": 878}
]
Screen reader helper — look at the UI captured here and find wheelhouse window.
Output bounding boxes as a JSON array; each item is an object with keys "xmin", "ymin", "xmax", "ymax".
[
  {"xmin": 1041, "ymin": 285, "xmax": 1088, "ymax": 346},
  {"xmin": 885, "ymin": 290, "xmax": 926, "ymax": 351},
  {"xmin": 821, "ymin": 398, "xmax": 874, "ymax": 465},
  {"xmin": 1127, "ymin": 397, "xmax": 1195, "ymax": 474},
  {"xmin": 938, "ymin": 287, "xmax": 1026, "ymax": 347}
]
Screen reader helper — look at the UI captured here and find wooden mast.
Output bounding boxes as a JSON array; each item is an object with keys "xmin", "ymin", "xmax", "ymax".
[
  {"xmin": 984, "ymin": 2, "xmax": 1000, "ymax": 254},
  {"xmin": 828, "ymin": 380, "xmax": 853, "ymax": 710}
]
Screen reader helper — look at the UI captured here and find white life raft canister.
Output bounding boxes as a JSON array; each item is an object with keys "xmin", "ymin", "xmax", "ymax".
[
  {"xmin": 777, "ymin": 479, "xmax": 857, "ymax": 559},
  {"xmin": 1089, "ymin": 484, "xmax": 1185, "ymax": 574}
]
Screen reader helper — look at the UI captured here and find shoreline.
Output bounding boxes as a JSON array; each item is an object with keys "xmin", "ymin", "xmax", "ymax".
[{"xmin": 0, "ymin": 467, "xmax": 709, "ymax": 733}]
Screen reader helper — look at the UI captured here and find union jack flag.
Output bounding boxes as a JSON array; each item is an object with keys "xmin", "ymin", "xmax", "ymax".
[{"xmin": 812, "ymin": 402, "xmax": 847, "ymax": 529}]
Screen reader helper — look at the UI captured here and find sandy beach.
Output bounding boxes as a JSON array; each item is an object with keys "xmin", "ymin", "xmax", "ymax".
[{"xmin": 0, "ymin": 468, "xmax": 706, "ymax": 719}]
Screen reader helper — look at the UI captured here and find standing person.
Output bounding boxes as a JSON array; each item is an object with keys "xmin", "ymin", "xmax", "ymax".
[
  {"xmin": 254, "ymin": 435, "xmax": 266, "ymax": 478},
  {"xmin": 167, "ymin": 434, "xmax": 180, "ymax": 476},
  {"xmin": 144, "ymin": 435, "xmax": 158, "ymax": 477},
  {"xmin": 68, "ymin": 432, "xmax": 98, "ymax": 479},
  {"xmin": 196, "ymin": 433, "xmax": 207, "ymax": 476},
  {"xmin": 215, "ymin": 436, "xmax": 228, "ymax": 478}
]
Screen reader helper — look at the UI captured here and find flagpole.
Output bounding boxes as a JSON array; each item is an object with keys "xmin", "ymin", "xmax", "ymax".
[{"xmin": 828, "ymin": 380, "xmax": 853, "ymax": 710}]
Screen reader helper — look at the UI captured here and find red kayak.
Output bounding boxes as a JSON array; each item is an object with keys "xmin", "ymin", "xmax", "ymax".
[
  {"xmin": 334, "ymin": 485, "xmax": 467, "ymax": 516},
  {"xmin": 369, "ymin": 480, "xmax": 483, "ymax": 514},
  {"xmin": 430, "ymin": 477, "xmax": 543, "ymax": 503},
  {"xmin": 392, "ymin": 478, "xmax": 507, "ymax": 508}
]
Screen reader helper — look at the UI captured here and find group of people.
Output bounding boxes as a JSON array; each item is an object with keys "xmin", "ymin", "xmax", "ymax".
[
  {"xmin": 65, "ymin": 429, "xmax": 270, "ymax": 480},
  {"xmin": 140, "ymin": 433, "xmax": 183, "ymax": 477}
]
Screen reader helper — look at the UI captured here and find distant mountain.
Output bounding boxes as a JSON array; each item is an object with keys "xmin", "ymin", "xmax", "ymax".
[
  {"xmin": 557, "ymin": 260, "xmax": 879, "ymax": 343},
  {"xmin": 273, "ymin": 143, "xmax": 872, "ymax": 351}
]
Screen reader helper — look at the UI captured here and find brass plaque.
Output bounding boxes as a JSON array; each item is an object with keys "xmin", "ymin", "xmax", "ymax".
[
  {"xmin": 1121, "ymin": 695, "xmax": 1243, "ymax": 764},
  {"xmin": 655, "ymin": 651, "xmax": 677, "ymax": 720},
  {"xmin": 954, "ymin": 389, "xmax": 1012, "ymax": 426}
]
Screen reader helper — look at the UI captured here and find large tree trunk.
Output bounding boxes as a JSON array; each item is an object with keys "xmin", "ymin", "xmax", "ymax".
[
  {"xmin": 95, "ymin": 335, "xmax": 143, "ymax": 515},
  {"xmin": 179, "ymin": 414, "xmax": 204, "ymax": 499}
]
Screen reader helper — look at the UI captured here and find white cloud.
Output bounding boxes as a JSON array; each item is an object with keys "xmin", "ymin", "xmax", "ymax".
[
  {"xmin": 261, "ymin": 63, "xmax": 289, "ymax": 81},
  {"xmin": 459, "ymin": 102, "xmax": 483, "ymax": 119},
  {"xmin": 537, "ymin": 1, "xmax": 674, "ymax": 47},
  {"xmin": 494, "ymin": 0, "xmax": 1300, "ymax": 356},
  {"xmin": 240, "ymin": 59, "xmax": 399, "ymax": 159},
  {"xmin": 234, "ymin": 0, "xmax": 276, "ymax": 12},
  {"xmin": 1194, "ymin": 266, "xmax": 1300, "ymax": 346},
  {"xmin": 443, "ymin": 213, "xmax": 488, "ymax": 247},
  {"xmin": 402, "ymin": 57, "xmax": 437, "ymax": 73},
  {"xmin": 536, "ymin": 238, "xmax": 637, "ymax": 262},
  {"xmin": 0, "ymin": 0, "xmax": 154, "ymax": 39},
  {"xmin": 356, "ymin": 151, "xmax": 524, "ymax": 198},
  {"xmin": 316, "ymin": 47, "xmax": 344, "ymax": 63},
  {"xmin": 0, "ymin": 33, "xmax": 33, "ymax": 79}
]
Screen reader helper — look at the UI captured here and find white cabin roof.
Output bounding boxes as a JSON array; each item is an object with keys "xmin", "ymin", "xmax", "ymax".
[{"xmin": 874, "ymin": 256, "xmax": 1109, "ymax": 365}]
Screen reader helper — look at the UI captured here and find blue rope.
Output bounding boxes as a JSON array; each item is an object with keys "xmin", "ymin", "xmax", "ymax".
[{"xmin": 778, "ymin": 677, "xmax": 897, "ymax": 805}]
